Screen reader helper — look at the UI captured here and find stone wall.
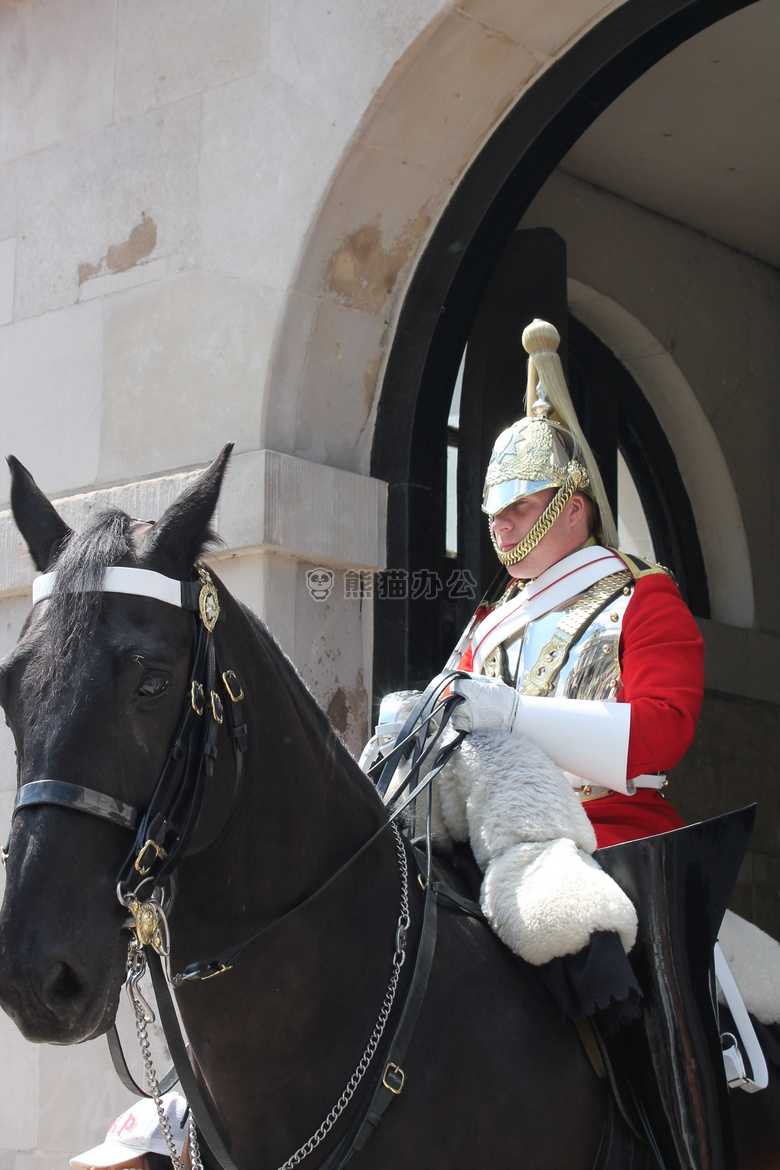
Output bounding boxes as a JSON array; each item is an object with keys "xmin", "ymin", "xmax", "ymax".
[{"xmin": 0, "ymin": 0, "xmax": 446, "ymax": 1161}]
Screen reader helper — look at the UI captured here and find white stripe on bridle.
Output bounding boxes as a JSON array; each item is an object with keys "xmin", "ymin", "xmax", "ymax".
[{"xmin": 32, "ymin": 566, "xmax": 186, "ymax": 609}]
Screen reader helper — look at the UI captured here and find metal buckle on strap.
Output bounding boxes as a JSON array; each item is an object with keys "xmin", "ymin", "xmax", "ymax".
[
  {"xmin": 222, "ymin": 670, "xmax": 244, "ymax": 702},
  {"xmin": 211, "ymin": 691, "xmax": 224, "ymax": 724},
  {"xmin": 191, "ymin": 681, "xmax": 205, "ymax": 715},
  {"xmin": 134, "ymin": 838, "xmax": 169, "ymax": 876},
  {"xmin": 200, "ymin": 961, "xmax": 234, "ymax": 981},
  {"xmin": 382, "ymin": 1063, "xmax": 405, "ymax": 1095}
]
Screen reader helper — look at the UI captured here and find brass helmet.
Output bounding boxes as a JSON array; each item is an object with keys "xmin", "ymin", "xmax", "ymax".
[{"xmin": 482, "ymin": 319, "xmax": 618, "ymax": 567}]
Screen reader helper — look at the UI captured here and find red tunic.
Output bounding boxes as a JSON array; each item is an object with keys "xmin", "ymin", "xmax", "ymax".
[
  {"xmin": 458, "ymin": 571, "xmax": 704, "ymax": 848},
  {"xmin": 587, "ymin": 573, "xmax": 703, "ymax": 846}
]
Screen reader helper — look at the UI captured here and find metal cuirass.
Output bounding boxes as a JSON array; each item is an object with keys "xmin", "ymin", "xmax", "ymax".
[{"xmin": 480, "ymin": 572, "xmax": 635, "ymax": 702}]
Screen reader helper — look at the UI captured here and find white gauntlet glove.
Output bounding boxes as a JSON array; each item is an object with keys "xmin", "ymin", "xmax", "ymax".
[
  {"xmin": 450, "ymin": 675, "xmax": 636, "ymax": 795},
  {"xmin": 450, "ymin": 676, "xmax": 520, "ymax": 735}
]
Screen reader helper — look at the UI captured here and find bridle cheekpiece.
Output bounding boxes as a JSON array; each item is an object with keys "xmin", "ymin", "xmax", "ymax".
[{"xmin": 11, "ymin": 561, "xmax": 248, "ymax": 953}]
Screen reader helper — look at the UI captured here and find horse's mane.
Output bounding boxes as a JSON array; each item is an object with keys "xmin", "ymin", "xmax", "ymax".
[{"xmin": 239, "ymin": 601, "xmax": 379, "ymax": 800}]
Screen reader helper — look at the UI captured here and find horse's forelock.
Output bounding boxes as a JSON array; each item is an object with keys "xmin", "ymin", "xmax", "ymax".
[{"xmin": 23, "ymin": 509, "xmax": 137, "ymax": 710}]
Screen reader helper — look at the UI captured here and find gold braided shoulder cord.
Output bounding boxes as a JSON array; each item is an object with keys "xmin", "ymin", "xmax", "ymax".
[{"xmin": 490, "ymin": 473, "xmax": 581, "ymax": 567}]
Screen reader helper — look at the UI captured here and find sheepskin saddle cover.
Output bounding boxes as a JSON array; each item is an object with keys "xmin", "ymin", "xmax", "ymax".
[
  {"xmin": 434, "ymin": 731, "xmax": 780, "ymax": 1023},
  {"xmin": 435, "ymin": 730, "xmax": 638, "ymax": 966}
]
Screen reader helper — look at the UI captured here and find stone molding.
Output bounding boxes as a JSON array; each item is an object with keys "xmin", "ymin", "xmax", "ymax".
[{"xmin": 0, "ymin": 449, "xmax": 388, "ymax": 598}]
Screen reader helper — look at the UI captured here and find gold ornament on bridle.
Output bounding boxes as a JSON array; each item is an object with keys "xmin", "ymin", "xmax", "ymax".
[{"xmin": 482, "ymin": 319, "xmax": 618, "ymax": 567}]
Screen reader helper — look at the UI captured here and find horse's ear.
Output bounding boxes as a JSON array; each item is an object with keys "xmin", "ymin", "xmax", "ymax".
[
  {"xmin": 145, "ymin": 444, "xmax": 234, "ymax": 578},
  {"xmin": 7, "ymin": 456, "xmax": 72, "ymax": 572}
]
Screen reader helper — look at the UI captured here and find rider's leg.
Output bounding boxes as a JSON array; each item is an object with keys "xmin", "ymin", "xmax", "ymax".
[{"xmin": 594, "ymin": 807, "xmax": 756, "ymax": 1170}]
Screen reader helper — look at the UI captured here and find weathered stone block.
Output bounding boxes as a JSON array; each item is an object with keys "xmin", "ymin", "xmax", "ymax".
[
  {"xmin": 269, "ymin": 0, "xmax": 444, "ymax": 132},
  {"xmin": 199, "ymin": 70, "xmax": 345, "ymax": 289},
  {"xmin": 459, "ymin": 0, "xmax": 620, "ymax": 58},
  {"xmin": 5, "ymin": 98, "xmax": 201, "ymax": 320},
  {"xmin": 100, "ymin": 272, "xmax": 282, "ymax": 483},
  {"xmin": 0, "ymin": 301, "xmax": 102, "ymax": 501},
  {"xmin": 115, "ymin": 0, "xmax": 267, "ymax": 121},
  {"xmin": 0, "ymin": 0, "xmax": 115, "ymax": 165}
]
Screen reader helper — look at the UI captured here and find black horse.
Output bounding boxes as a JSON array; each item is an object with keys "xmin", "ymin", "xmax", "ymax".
[{"xmin": 0, "ymin": 449, "xmax": 776, "ymax": 1169}]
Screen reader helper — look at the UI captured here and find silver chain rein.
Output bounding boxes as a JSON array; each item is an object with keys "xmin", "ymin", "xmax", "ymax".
[
  {"xmin": 124, "ymin": 821, "xmax": 409, "ymax": 1170},
  {"xmin": 125, "ymin": 907, "xmax": 203, "ymax": 1170}
]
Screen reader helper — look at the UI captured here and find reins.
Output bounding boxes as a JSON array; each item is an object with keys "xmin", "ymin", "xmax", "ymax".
[
  {"xmin": 11, "ymin": 560, "xmax": 477, "ymax": 1170},
  {"xmin": 123, "ymin": 669, "xmax": 474, "ymax": 1170},
  {"xmin": 173, "ymin": 672, "xmax": 468, "ymax": 986}
]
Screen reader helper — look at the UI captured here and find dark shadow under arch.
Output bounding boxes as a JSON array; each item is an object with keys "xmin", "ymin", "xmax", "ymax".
[{"xmin": 371, "ymin": 0, "xmax": 750, "ymax": 697}]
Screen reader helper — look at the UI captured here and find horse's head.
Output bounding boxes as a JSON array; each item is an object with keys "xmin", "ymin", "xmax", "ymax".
[{"xmin": 0, "ymin": 447, "xmax": 233, "ymax": 1043}]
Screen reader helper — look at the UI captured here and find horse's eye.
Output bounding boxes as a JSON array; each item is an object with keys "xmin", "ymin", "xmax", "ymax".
[{"xmin": 138, "ymin": 675, "xmax": 170, "ymax": 699}]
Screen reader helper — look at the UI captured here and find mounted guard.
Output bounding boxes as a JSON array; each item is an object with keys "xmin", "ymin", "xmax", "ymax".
[{"xmin": 363, "ymin": 319, "xmax": 780, "ymax": 1170}]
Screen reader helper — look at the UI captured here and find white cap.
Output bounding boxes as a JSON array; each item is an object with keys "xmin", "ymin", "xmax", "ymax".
[{"xmin": 70, "ymin": 1093, "xmax": 188, "ymax": 1168}]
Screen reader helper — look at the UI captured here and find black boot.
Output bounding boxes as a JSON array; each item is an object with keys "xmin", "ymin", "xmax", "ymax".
[{"xmin": 594, "ymin": 805, "xmax": 756, "ymax": 1170}]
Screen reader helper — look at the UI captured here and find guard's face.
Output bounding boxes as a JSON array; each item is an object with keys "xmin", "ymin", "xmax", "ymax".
[
  {"xmin": 490, "ymin": 489, "xmax": 556, "ymax": 556},
  {"xmin": 490, "ymin": 488, "xmax": 590, "ymax": 580}
]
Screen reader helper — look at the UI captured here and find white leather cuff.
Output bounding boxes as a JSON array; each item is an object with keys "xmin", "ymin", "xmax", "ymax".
[{"xmin": 514, "ymin": 696, "xmax": 633, "ymax": 795}]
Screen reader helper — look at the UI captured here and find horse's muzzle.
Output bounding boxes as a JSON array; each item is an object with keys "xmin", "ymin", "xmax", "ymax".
[{"xmin": 0, "ymin": 920, "xmax": 124, "ymax": 1043}]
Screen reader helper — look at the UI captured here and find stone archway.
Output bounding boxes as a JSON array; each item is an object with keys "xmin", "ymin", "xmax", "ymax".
[
  {"xmin": 263, "ymin": 0, "xmax": 752, "ymax": 474},
  {"xmin": 258, "ymin": 0, "xmax": 756, "ymax": 718}
]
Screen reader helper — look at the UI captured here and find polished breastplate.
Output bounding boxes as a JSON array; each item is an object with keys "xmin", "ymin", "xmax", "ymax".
[{"xmin": 480, "ymin": 573, "xmax": 634, "ymax": 701}]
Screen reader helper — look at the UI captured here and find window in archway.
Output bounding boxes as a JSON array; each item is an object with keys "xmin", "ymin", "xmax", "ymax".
[{"xmin": 617, "ymin": 450, "xmax": 655, "ymax": 561}]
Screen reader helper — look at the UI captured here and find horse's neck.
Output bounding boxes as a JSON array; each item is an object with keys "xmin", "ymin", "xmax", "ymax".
[
  {"xmin": 172, "ymin": 595, "xmax": 392, "ymax": 958},
  {"xmin": 169, "ymin": 601, "xmax": 406, "ymax": 1162}
]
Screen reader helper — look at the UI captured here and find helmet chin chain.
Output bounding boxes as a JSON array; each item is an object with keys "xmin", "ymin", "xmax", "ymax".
[{"xmin": 490, "ymin": 473, "xmax": 581, "ymax": 568}]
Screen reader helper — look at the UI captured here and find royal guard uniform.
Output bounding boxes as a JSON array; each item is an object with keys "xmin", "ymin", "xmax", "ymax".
[
  {"xmin": 434, "ymin": 319, "xmax": 740, "ymax": 1170},
  {"xmin": 364, "ymin": 320, "xmax": 775, "ymax": 1169},
  {"xmin": 450, "ymin": 545, "xmax": 705, "ymax": 849},
  {"xmin": 445, "ymin": 319, "xmax": 704, "ymax": 850}
]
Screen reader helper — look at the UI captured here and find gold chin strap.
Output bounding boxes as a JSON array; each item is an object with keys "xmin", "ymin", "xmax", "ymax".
[{"xmin": 489, "ymin": 474, "xmax": 581, "ymax": 567}]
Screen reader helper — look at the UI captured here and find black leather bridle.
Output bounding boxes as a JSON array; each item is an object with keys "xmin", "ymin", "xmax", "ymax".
[{"xmin": 7, "ymin": 563, "xmax": 249, "ymax": 902}]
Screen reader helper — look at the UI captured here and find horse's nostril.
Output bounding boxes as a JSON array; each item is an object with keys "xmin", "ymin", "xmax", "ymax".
[{"xmin": 41, "ymin": 961, "xmax": 85, "ymax": 1018}]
